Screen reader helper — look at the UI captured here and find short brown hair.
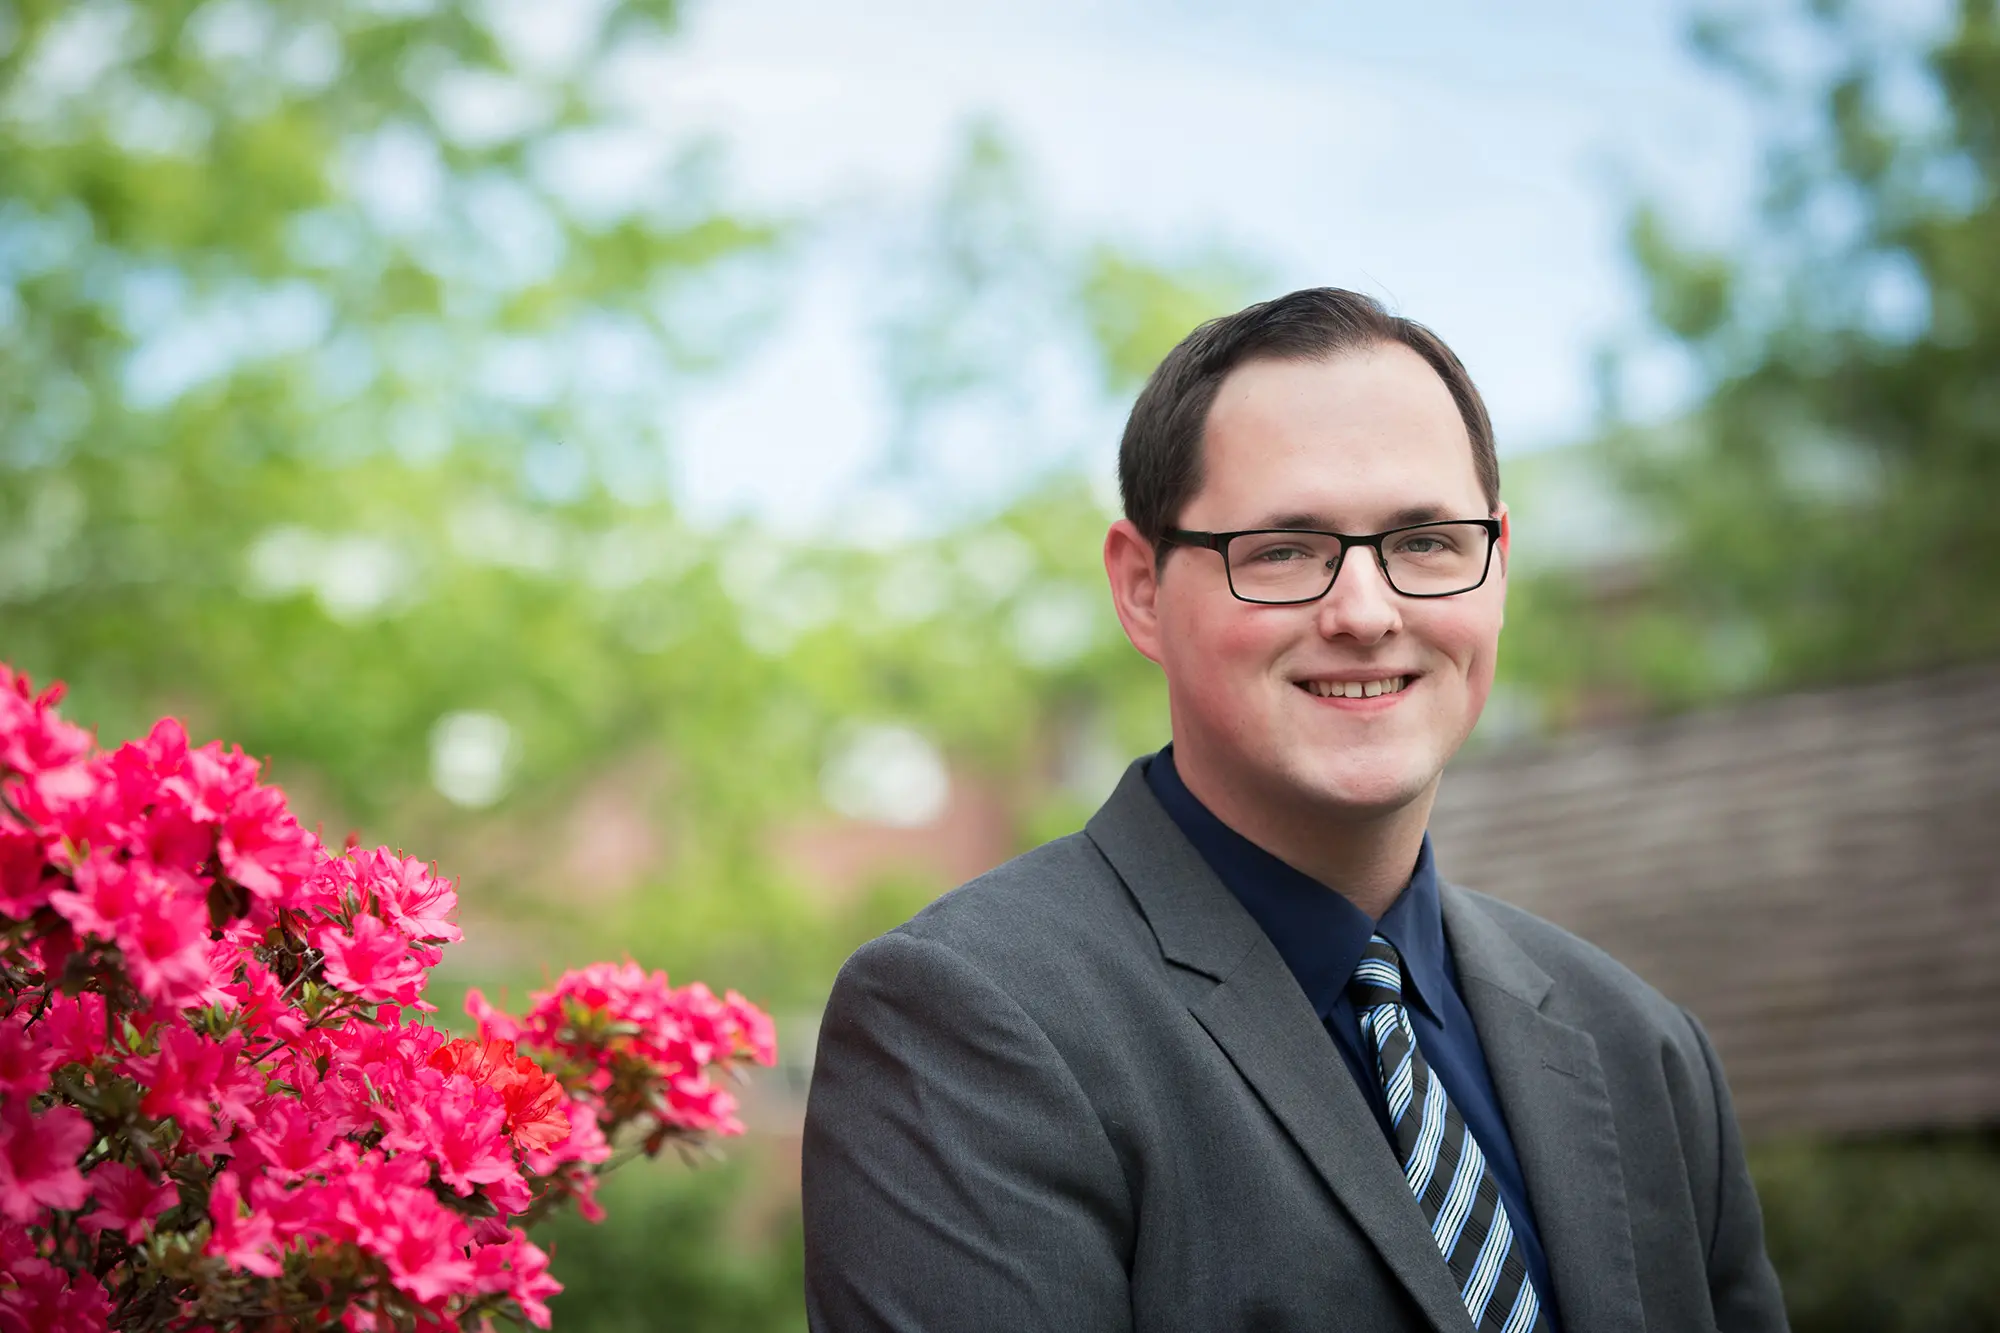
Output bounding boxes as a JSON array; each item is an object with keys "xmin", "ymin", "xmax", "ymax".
[{"xmin": 1117, "ymin": 288, "xmax": 1499, "ymax": 547}]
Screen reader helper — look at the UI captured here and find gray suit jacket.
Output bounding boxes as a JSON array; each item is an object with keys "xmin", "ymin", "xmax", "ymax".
[{"xmin": 802, "ymin": 763, "xmax": 1789, "ymax": 1332}]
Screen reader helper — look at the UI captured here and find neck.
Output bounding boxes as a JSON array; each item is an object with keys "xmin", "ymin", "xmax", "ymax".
[{"xmin": 1172, "ymin": 743, "xmax": 1435, "ymax": 921}]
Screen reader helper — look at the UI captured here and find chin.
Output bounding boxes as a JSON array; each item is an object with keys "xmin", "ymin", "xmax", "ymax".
[{"xmin": 1282, "ymin": 754, "xmax": 1438, "ymax": 817}]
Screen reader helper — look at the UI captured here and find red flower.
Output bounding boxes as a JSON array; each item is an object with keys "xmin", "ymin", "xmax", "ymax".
[
  {"xmin": 428, "ymin": 1037, "xmax": 572, "ymax": 1154},
  {"xmin": 0, "ymin": 1099, "xmax": 92, "ymax": 1224}
]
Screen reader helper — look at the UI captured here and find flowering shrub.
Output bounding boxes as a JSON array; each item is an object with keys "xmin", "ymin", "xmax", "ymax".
[{"xmin": 0, "ymin": 665, "xmax": 777, "ymax": 1332}]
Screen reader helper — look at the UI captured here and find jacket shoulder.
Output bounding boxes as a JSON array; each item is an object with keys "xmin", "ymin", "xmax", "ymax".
[
  {"xmin": 1450, "ymin": 884, "xmax": 1695, "ymax": 1039},
  {"xmin": 907, "ymin": 831, "xmax": 1133, "ymax": 942},
  {"xmin": 844, "ymin": 832, "xmax": 1153, "ymax": 1007}
]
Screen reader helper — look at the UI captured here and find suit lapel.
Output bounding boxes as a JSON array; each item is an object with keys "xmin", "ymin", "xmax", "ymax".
[
  {"xmin": 1087, "ymin": 765, "xmax": 1471, "ymax": 1333},
  {"xmin": 1441, "ymin": 886, "xmax": 1646, "ymax": 1333}
]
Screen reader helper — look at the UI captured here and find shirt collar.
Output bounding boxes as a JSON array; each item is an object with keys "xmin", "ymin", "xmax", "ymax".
[{"xmin": 1144, "ymin": 745, "xmax": 1448, "ymax": 1023}]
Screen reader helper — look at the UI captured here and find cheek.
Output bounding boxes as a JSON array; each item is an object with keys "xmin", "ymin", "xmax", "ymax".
[
  {"xmin": 1160, "ymin": 603, "xmax": 1293, "ymax": 706},
  {"xmin": 1420, "ymin": 602, "xmax": 1503, "ymax": 696}
]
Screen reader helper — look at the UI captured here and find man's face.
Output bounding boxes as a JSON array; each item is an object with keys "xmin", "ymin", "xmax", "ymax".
[{"xmin": 1111, "ymin": 344, "xmax": 1507, "ymax": 821}]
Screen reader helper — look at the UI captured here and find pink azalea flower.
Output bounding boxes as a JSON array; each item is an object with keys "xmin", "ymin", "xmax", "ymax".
[
  {"xmin": 158, "ymin": 728, "xmax": 249, "ymax": 824},
  {"xmin": 125, "ymin": 1023, "xmax": 251, "ymax": 1137},
  {"xmin": 218, "ymin": 781, "xmax": 317, "ymax": 905},
  {"xmin": 352, "ymin": 848, "xmax": 463, "ymax": 946},
  {"xmin": 463, "ymin": 988, "xmax": 524, "ymax": 1044},
  {"xmin": 0, "ymin": 1011, "xmax": 56, "ymax": 1097},
  {"xmin": 0, "ymin": 824, "xmax": 59, "ymax": 921},
  {"xmin": 370, "ymin": 1197, "xmax": 478, "ymax": 1306},
  {"xmin": 315, "ymin": 913, "xmax": 428, "ymax": 1007},
  {"xmin": 52, "ymin": 857, "xmax": 217, "ymax": 1009},
  {"xmin": 526, "ymin": 1098, "xmax": 610, "ymax": 1175},
  {"xmin": 237, "ymin": 1099, "xmax": 340, "ymax": 1183},
  {"xmin": 378, "ymin": 1076, "xmax": 520, "ymax": 1199},
  {"xmin": 76, "ymin": 1161, "xmax": 178, "ymax": 1243},
  {"xmin": 726, "ymin": 989, "xmax": 781, "ymax": 1066},
  {"xmin": 471, "ymin": 1232, "xmax": 563, "ymax": 1328},
  {"xmin": 0, "ymin": 661, "xmax": 774, "ymax": 1328},
  {"xmin": 0, "ymin": 1258, "xmax": 112, "ymax": 1333},
  {"xmin": 10, "ymin": 758, "xmax": 118, "ymax": 861},
  {"xmin": 27, "ymin": 992, "xmax": 103, "ymax": 1070},
  {"xmin": 0, "ymin": 1215, "xmax": 38, "ymax": 1274},
  {"xmin": 223, "ymin": 959, "xmax": 308, "ymax": 1044},
  {"xmin": 206, "ymin": 1167, "xmax": 283, "ymax": 1277},
  {"xmin": 0, "ymin": 668, "xmax": 92, "ymax": 778},
  {"xmin": 0, "ymin": 1099, "xmax": 93, "ymax": 1224},
  {"xmin": 117, "ymin": 886, "xmax": 221, "ymax": 1011}
]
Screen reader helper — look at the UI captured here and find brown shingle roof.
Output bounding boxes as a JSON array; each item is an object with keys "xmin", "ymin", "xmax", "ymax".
[{"xmin": 1430, "ymin": 663, "xmax": 2000, "ymax": 1139}]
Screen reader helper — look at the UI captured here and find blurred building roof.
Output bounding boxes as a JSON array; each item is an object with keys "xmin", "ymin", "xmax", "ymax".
[{"xmin": 1431, "ymin": 661, "xmax": 2000, "ymax": 1139}]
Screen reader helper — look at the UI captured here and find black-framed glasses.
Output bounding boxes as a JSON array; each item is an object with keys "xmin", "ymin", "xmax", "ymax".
[{"xmin": 1163, "ymin": 519, "xmax": 1500, "ymax": 604}]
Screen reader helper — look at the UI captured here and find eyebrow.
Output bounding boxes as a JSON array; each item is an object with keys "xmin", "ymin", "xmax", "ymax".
[{"xmin": 1245, "ymin": 504, "xmax": 1459, "ymax": 532}]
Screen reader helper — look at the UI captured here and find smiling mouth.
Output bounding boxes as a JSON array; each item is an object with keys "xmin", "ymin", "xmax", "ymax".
[{"xmin": 1297, "ymin": 676, "xmax": 1413, "ymax": 700}]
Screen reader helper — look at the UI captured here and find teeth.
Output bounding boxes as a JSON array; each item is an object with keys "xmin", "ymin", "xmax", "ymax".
[{"xmin": 1304, "ymin": 676, "xmax": 1409, "ymax": 699}]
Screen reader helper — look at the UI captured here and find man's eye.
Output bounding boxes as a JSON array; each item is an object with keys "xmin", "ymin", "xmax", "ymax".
[
  {"xmin": 1248, "ymin": 545, "xmax": 1314, "ymax": 564},
  {"xmin": 1391, "ymin": 533, "xmax": 1459, "ymax": 557}
]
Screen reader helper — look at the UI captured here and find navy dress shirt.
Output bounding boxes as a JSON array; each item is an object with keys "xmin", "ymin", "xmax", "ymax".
[{"xmin": 1146, "ymin": 747, "xmax": 1559, "ymax": 1325}]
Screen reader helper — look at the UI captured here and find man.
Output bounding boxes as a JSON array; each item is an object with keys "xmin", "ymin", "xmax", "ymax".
[{"xmin": 802, "ymin": 288, "xmax": 1789, "ymax": 1332}]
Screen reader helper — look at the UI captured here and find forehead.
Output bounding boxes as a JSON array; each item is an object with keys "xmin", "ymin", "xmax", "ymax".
[{"xmin": 1192, "ymin": 345, "xmax": 1484, "ymax": 525}]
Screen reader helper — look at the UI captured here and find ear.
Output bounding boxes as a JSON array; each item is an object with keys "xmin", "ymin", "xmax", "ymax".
[
  {"xmin": 1104, "ymin": 519, "xmax": 1167, "ymax": 665},
  {"xmin": 1494, "ymin": 502, "xmax": 1511, "ymax": 575}
]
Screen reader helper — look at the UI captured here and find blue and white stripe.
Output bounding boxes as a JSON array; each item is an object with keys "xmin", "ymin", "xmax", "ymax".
[{"xmin": 1349, "ymin": 934, "xmax": 1550, "ymax": 1333}]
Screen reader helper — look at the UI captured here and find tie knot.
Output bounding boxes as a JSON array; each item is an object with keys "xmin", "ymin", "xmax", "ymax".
[{"xmin": 1348, "ymin": 934, "xmax": 1405, "ymax": 1009}]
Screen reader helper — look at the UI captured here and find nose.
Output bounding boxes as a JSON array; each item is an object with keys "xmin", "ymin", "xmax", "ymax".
[{"xmin": 1313, "ymin": 545, "xmax": 1401, "ymax": 645}]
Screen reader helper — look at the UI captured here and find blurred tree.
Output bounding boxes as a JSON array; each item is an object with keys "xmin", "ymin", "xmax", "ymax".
[
  {"xmin": 1573, "ymin": 0, "xmax": 2000, "ymax": 707},
  {"xmin": 0, "ymin": 0, "xmax": 786, "ymax": 819}
]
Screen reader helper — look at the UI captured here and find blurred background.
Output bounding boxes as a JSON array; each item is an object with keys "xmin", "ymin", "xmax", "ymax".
[{"xmin": 3, "ymin": 0, "xmax": 1997, "ymax": 1327}]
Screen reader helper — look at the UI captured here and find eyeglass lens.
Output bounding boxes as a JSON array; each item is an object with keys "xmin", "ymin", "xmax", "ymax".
[{"xmin": 1225, "ymin": 524, "xmax": 1492, "ymax": 602}]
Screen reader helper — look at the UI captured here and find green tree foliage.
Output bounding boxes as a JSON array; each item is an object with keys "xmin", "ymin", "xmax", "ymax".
[
  {"xmin": 1584, "ymin": 0, "xmax": 2000, "ymax": 705},
  {"xmin": 0, "ymin": 0, "xmax": 784, "ymax": 810},
  {"xmin": 533, "ymin": 1164, "xmax": 806, "ymax": 1333},
  {"xmin": 1752, "ymin": 1133, "xmax": 2000, "ymax": 1333}
]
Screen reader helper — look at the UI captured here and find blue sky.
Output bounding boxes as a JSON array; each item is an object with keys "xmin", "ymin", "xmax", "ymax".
[{"xmin": 604, "ymin": 0, "xmax": 1780, "ymax": 536}]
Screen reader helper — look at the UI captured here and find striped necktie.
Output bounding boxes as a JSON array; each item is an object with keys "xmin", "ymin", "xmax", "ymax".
[{"xmin": 1349, "ymin": 935, "xmax": 1550, "ymax": 1333}]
